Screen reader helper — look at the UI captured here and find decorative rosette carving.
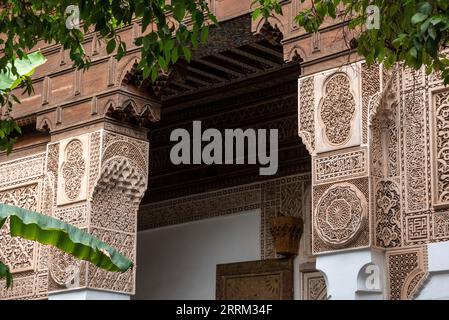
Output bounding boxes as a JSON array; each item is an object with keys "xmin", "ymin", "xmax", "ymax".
[{"xmin": 315, "ymin": 182, "xmax": 367, "ymax": 247}]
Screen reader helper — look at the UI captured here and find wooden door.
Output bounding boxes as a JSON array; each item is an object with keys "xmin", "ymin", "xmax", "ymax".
[{"xmin": 216, "ymin": 258, "xmax": 293, "ymax": 300}]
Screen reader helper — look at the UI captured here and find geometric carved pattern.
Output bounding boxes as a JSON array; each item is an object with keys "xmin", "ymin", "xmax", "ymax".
[
  {"xmin": 54, "ymin": 203, "xmax": 88, "ymax": 228},
  {"xmin": 312, "ymin": 178, "xmax": 370, "ymax": 254},
  {"xmin": 88, "ymin": 131, "xmax": 101, "ymax": 195},
  {"xmin": 87, "ymin": 228, "xmax": 135, "ymax": 294},
  {"xmin": 433, "ymin": 211, "xmax": 449, "ymax": 240},
  {"xmin": 375, "ymin": 180, "xmax": 402, "ymax": 248},
  {"xmin": 386, "ymin": 247, "xmax": 428, "ymax": 300},
  {"xmin": 299, "ymin": 77, "xmax": 315, "ymax": 154},
  {"xmin": 0, "ymin": 154, "xmax": 46, "ymax": 300},
  {"xmin": 319, "ymin": 73, "xmax": 356, "ymax": 146},
  {"xmin": 431, "ymin": 90, "xmax": 449, "ymax": 208},
  {"xmin": 281, "ymin": 181, "xmax": 303, "ymax": 217},
  {"xmin": 49, "ymin": 247, "xmax": 82, "ymax": 288},
  {"xmin": 405, "ymin": 214, "xmax": 430, "ymax": 244},
  {"xmin": 0, "ymin": 154, "xmax": 45, "ymax": 188},
  {"xmin": 403, "ymin": 90, "xmax": 428, "ymax": 212},
  {"xmin": 0, "ymin": 184, "xmax": 38, "ymax": 272},
  {"xmin": 315, "ymin": 182, "xmax": 367, "ymax": 247},
  {"xmin": 301, "ymin": 271, "xmax": 327, "ymax": 300},
  {"xmin": 362, "ymin": 63, "xmax": 381, "ymax": 145},
  {"xmin": 313, "ymin": 148, "xmax": 367, "ymax": 185}
]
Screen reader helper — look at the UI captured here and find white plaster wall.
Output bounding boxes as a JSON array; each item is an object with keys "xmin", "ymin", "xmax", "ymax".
[
  {"xmin": 416, "ymin": 241, "xmax": 449, "ymax": 300},
  {"xmin": 316, "ymin": 248, "xmax": 386, "ymax": 300},
  {"xmin": 49, "ymin": 289, "xmax": 130, "ymax": 300},
  {"xmin": 134, "ymin": 210, "xmax": 261, "ymax": 300}
]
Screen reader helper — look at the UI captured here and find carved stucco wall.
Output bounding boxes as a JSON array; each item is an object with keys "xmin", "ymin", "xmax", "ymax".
[
  {"xmin": 48, "ymin": 129, "xmax": 148, "ymax": 295},
  {"xmin": 0, "ymin": 154, "xmax": 48, "ymax": 299},
  {"xmin": 0, "ymin": 128, "xmax": 149, "ymax": 299},
  {"xmin": 299, "ymin": 60, "xmax": 449, "ymax": 299}
]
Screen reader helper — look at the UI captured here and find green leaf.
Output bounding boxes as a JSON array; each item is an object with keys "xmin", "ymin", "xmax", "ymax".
[
  {"xmin": 0, "ymin": 204, "xmax": 133, "ymax": 276},
  {"xmin": 106, "ymin": 39, "xmax": 116, "ymax": 54},
  {"xmin": 158, "ymin": 55, "xmax": 167, "ymax": 71},
  {"xmin": 200, "ymin": 27, "xmax": 209, "ymax": 44},
  {"xmin": 252, "ymin": 8, "xmax": 262, "ymax": 20},
  {"xmin": 0, "ymin": 51, "xmax": 46, "ymax": 91},
  {"xmin": 411, "ymin": 13, "xmax": 428, "ymax": 25},
  {"xmin": 418, "ymin": 2, "xmax": 432, "ymax": 15},
  {"xmin": 173, "ymin": 2, "xmax": 186, "ymax": 22},
  {"xmin": 182, "ymin": 46, "xmax": 192, "ymax": 62},
  {"xmin": 0, "ymin": 261, "xmax": 12, "ymax": 288}
]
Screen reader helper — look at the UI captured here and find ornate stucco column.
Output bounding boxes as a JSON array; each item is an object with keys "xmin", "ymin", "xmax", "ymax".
[
  {"xmin": 298, "ymin": 62, "xmax": 390, "ymax": 299},
  {"xmin": 45, "ymin": 125, "xmax": 149, "ymax": 299}
]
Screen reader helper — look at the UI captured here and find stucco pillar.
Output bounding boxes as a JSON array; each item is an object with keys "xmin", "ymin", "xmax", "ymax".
[
  {"xmin": 298, "ymin": 62, "xmax": 395, "ymax": 299},
  {"xmin": 43, "ymin": 125, "xmax": 149, "ymax": 299}
]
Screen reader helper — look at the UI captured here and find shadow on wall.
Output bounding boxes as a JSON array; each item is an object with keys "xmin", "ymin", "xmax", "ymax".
[{"xmin": 133, "ymin": 210, "xmax": 261, "ymax": 300}]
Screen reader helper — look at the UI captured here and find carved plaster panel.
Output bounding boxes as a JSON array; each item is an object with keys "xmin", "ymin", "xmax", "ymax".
[
  {"xmin": 314, "ymin": 182, "xmax": 368, "ymax": 248},
  {"xmin": 56, "ymin": 135, "xmax": 90, "ymax": 206},
  {"xmin": 298, "ymin": 76, "xmax": 315, "ymax": 154},
  {"xmin": 0, "ymin": 154, "xmax": 46, "ymax": 300},
  {"xmin": 386, "ymin": 247, "xmax": 428, "ymax": 300},
  {"xmin": 430, "ymin": 89, "xmax": 449, "ymax": 209},
  {"xmin": 313, "ymin": 65, "xmax": 362, "ymax": 154},
  {"xmin": 312, "ymin": 178, "xmax": 370, "ymax": 254},
  {"xmin": 313, "ymin": 148, "xmax": 368, "ymax": 185},
  {"xmin": 301, "ymin": 271, "xmax": 327, "ymax": 300}
]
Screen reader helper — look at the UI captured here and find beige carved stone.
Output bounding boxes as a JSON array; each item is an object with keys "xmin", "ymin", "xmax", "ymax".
[
  {"xmin": 314, "ymin": 182, "xmax": 367, "ymax": 247},
  {"xmin": 56, "ymin": 135, "xmax": 90, "ymax": 206},
  {"xmin": 386, "ymin": 247, "xmax": 428, "ymax": 300},
  {"xmin": 47, "ymin": 129, "xmax": 148, "ymax": 295},
  {"xmin": 313, "ymin": 65, "xmax": 362, "ymax": 154},
  {"xmin": 0, "ymin": 154, "xmax": 47, "ymax": 300},
  {"xmin": 430, "ymin": 89, "xmax": 449, "ymax": 209},
  {"xmin": 301, "ymin": 271, "xmax": 327, "ymax": 300}
]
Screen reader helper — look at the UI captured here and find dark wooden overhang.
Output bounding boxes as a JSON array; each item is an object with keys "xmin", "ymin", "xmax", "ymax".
[{"xmin": 136, "ymin": 15, "xmax": 310, "ymax": 210}]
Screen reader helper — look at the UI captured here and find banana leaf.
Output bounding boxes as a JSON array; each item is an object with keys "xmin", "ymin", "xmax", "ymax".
[
  {"xmin": 0, "ymin": 204, "xmax": 133, "ymax": 277},
  {"xmin": 0, "ymin": 51, "xmax": 47, "ymax": 91},
  {"xmin": 0, "ymin": 261, "xmax": 12, "ymax": 288}
]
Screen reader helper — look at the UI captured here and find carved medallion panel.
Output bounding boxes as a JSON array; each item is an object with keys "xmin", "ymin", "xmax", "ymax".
[
  {"xmin": 313, "ymin": 65, "xmax": 362, "ymax": 154},
  {"xmin": 312, "ymin": 178, "xmax": 369, "ymax": 254},
  {"xmin": 57, "ymin": 135, "xmax": 89, "ymax": 205}
]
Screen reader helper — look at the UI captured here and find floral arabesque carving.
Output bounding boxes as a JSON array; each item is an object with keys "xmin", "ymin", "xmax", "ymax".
[
  {"xmin": 299, "ymin": 77, "xmax": 315, "ymax": 154},
  {"xmin": 432, "ymin": 90, "xmax": 449, "ymax": 207},
  {"xmin": 61, "ymin": 140, "xmax": 86, "ymax": 201},
  {"xmin": 375, "ymin": 180, "xmax": 402, "ymax": 248},
  {"xmin": 0, "ymin": 185, "xmax": 38, "ymax": 272},
  {"xmin": 319, "ymin": 73, "xmax": 356, "ymax": 146},
  {"xmin": 49, "ymin": 248, "xmax": 82, "ymax": 288},
  {"xmin": 315, "ymin": 182, "xmax": 367, "ymax": 247}
]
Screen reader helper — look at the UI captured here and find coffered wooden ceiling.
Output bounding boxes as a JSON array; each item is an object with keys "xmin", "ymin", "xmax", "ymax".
[{"xmin": 138, "ymin": 15, "xmax": 310, "ymax": 205}]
